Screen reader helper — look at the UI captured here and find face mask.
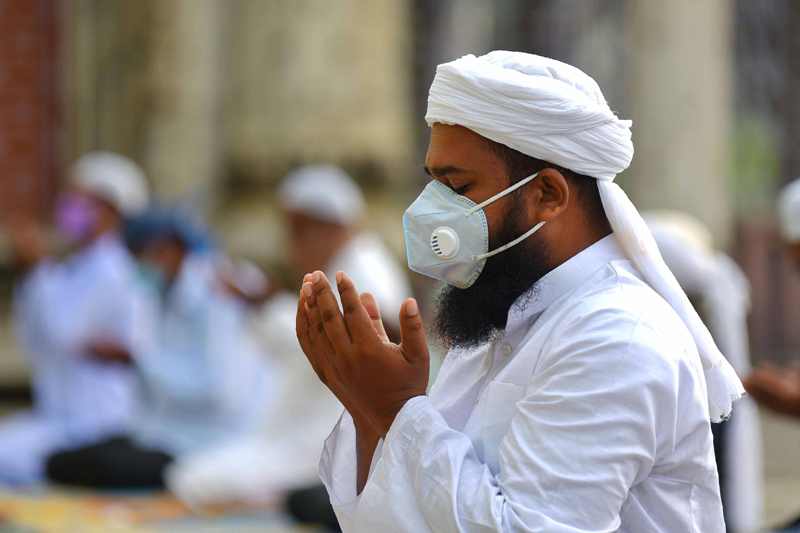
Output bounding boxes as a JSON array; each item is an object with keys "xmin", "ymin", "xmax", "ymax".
[
  {"xmin": 54, "ymin": 193, "xmax": 100, "ymax": 244},
  {"xmin": 403, "ymin": 172, "xmax": 544, "ymax": 289},
  {"xmin": 137, "ymin": 261, "xmax": 169, "ymax": 294}
]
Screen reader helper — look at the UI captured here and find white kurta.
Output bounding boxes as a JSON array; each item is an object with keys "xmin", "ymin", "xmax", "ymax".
[
  {"xmin": 320, "ymin": 235, "xmax": 725, "ymax": 532},
  {"xmin": 0, "ymin": 234, "xmax": 143, "ymax": 483},
  {"xmin": 133, "ymin": 253, "xmax": 273, "ymax": 458},
  {"xmin": 166, "ymin": 233, "xmax": 412, "ymax": 506}
]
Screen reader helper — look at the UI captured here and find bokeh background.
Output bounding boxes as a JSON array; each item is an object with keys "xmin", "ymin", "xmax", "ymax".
[{"xmin": 2, "ymin": 0, "xmax": 800, "ymax": 531}]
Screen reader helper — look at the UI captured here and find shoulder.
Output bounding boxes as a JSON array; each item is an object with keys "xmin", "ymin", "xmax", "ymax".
[
  {"xmin": 538, "ymin": 260, "xmax": 701, "ymax": 390},
  {"xmin": 85, "ymin": 237, "xmax": 140, "ymax": 291}
]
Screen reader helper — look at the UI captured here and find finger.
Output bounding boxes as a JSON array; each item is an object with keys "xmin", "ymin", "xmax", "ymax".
[
  {"xmin": 305, "ymin": 297, "xmax": 342, "ymax": 370},
  {"xmin": 308, "ymin": 271, "xmax": 352, "ymax": 348},
  {"xmin": 306, "ymin": 301, "xmax": 345, "ymax": 386},
  {"xmin": 334, "ymin": 271, "xmax": 381, "ymax": 345},
  {"xmin": 398, "ymin": 298, "xmax": 429, "ymax": 366},
  {"xmin": 297, "ymin": 285, "xmax": 325, "ymax": 384},
  {"xmin": 360, "ymin": 292, "xmax": 389, "ymax": 343}
]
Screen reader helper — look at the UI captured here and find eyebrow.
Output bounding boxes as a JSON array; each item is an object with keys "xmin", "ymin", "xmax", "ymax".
[{"xmin": 423, "ymin": 164, "xmax": 468, "ymax": 178}]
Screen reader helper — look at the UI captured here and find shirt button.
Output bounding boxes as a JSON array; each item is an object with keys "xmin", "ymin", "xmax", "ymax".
[{"xmin": 501, "ymin": 343, "xmax": 513, "ymax": 356}]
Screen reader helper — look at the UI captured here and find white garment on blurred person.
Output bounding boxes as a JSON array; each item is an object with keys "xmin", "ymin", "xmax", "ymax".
[
  {"xmin": 645, "ymin": 211, "xmax": 763, "ymax": 532},
  {"xmin": 325, "ymin": 232, "xmax": 410, "ymax": 332},
  {"xmin": 166, "ymin": 292, "xmax": 343, "ymax": 505},
  {"xmin": 133, "ymin": 253, "xmax": 273, "ymax": 458},
  {"xmin": 0, "ymin": 234, "xmax": 142, "ymax": 483},
  {"xmin": 779, "ymin": 177, "xmax": 800, "ymax": 242},
  {"xmin": 166, "ymin": 235, "xmax": 412, "ymax": 506}
]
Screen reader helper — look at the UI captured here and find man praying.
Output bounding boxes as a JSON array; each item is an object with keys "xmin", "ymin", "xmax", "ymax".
[{"xmin": 297, "ymin": 52, "xmax": 741, "ymax": 532}]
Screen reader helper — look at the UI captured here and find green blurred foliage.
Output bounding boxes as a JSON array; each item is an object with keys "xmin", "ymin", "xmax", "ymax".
[{"xmin": 733, "ymin": 113, "xmax": 781, "ymax": 215}]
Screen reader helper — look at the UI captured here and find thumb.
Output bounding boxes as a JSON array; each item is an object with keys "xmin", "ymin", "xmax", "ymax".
[{"xmin": 399, "ymin": 298, "xmax": 428, "ymax": 365}]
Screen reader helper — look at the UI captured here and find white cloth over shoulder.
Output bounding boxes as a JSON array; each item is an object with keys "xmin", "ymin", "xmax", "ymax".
[{"xmin": 426, "ymin": 51, "xmax": 742, "ymax": 422}]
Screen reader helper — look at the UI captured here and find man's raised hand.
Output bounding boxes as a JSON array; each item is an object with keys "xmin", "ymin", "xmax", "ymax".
[{"xmin": 298, "ymin": 270, "xmax": 429, "ymax": 437}]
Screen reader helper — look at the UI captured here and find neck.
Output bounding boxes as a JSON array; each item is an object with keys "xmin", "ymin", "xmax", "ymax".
[{"xmin": 546, "ymin": 219, "xmax": 612, "ymax": 274}]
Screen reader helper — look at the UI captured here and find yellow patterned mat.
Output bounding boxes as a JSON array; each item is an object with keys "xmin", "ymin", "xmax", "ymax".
[{"xmin": 0, "ymin": 487, "xmax": 313, "ymax": 533}]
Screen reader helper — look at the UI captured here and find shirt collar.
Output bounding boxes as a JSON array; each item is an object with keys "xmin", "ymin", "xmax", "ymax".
[{"xmin": 506, "ymin": 233, "xmax": 627, "ymax": 331}]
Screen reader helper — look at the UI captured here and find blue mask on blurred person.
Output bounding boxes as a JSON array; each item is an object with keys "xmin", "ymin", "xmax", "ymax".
[
  {"xmin": 137, "ymin": 262, "xmax": 169, "ymax": 294},
  {"xmin": 402, "ymin": 172, "xmax": 544, "ymax": 289}
]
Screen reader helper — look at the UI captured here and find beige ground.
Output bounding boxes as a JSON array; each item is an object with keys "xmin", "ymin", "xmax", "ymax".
[
  {"xmin": 1, "ymin": 395, "xmax": 799, "ymax": 531},
  {"xmin": 762, "ymin": 408, "xmax": 800, "ymax": 529}
]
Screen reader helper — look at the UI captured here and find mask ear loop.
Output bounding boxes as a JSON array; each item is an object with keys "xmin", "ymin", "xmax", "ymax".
[
  {"xmin": 472, "ymin": 221, "xmax": 546, "ymax": 261},
  {"xmin": 464, "ymin": 171, "xmax": 539, "ymax": 217},
  {"xmin": 463, "ymin": 171, "xmax": 544, "ymax": 261}
]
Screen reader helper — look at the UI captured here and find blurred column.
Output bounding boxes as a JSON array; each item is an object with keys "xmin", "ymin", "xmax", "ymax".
[
  {"xmin": 783, "ymin": 3, "xmax": 800, "ymax": 185},
  {"xmin": 624, "ymin": 0, "xmax": 734, "ymax": 248},
  {"xmin": 139, "ymin": 0, "xmax": 223, "ymax": 200},
  {"xmin": 66, "ymin": 0, "xmax": 224, "ymax": 202}
]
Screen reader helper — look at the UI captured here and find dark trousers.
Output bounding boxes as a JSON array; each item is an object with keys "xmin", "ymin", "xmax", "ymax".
[
  {"xmin": 286, "ymin": 484, "xmax": 341, "ymax": 532},
  {"xmin": 46, "ymin": 437, "xmax": 173, "ymax": 489}
]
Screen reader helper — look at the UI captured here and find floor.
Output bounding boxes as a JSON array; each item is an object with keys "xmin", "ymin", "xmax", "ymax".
[
  {"xmin": 0, "ymin": 403, "xmax": 799, "ymax": 532},
  {"xmin": 0, "ymin": 486, "xmax": 324, "ymax": 533}
]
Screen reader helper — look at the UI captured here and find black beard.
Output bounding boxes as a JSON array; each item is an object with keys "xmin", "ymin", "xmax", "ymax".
[{"xmin": 431, "ymin": 197, "xmax": 552, "ymax": 353}]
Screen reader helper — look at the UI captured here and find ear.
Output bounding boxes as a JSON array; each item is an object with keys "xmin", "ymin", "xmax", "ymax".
[{"xmin": 531, "ymin": 168, "xmax": 569, "ymax": 222}]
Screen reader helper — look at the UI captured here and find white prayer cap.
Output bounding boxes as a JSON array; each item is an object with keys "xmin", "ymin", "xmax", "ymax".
[
  {"xmin": 643, "ymin": 210, "xmax": 714, "ymax": 256},
  {"xmin": 70, "ymin": 151, "xmax": 150, "ymax": 217},
  {"xmin": 778, "ymin": 178, "xmax": 800, "ymax": 243},
  {"xmin": 426, "ymin": 51, "xmax": 743, "ymax": 422},
  {"xmin": 278, "ymin": 164, "xmax": 365, "ymax": 225}
]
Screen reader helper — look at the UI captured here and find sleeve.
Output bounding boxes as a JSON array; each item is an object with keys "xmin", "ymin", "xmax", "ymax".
[
  {"xmin": 356, "ymin": 309, "xmax": 677, "ymax": 532},
  {"xmin": 12, "ymin": 262, "xmax": 55, "ymax": 362},
  {"xmin": 319, "ymin": 410, "xmax": 384, "ymax": 533}
]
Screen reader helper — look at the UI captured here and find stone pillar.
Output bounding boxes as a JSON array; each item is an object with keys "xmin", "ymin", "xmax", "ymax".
[
  {"xmin": 65, "ymin": 0, "xmax": 224, "ymax": 200},
  {"xmin": 140, "ymin": 0, "xmax": 223, "ymax": 199},
  {"xmin": 624, "ymin": 0, "xmax": 734, "ymax": 248}
]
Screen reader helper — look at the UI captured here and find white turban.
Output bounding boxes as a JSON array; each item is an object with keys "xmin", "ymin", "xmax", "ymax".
[
  {"xmin": 426, "ymin": 51, "xmax": 743, "ymax": 422},
  {"xmin": 70, "ymin": 152, "xmax": 150, "ymax": 217},
  {"xmin": 779, "ymin": 178, "xmax": 800, "ymax": 243},
  {"xmin": 278, "ymin": 165, "xmax": 365, "ymax": 226}
]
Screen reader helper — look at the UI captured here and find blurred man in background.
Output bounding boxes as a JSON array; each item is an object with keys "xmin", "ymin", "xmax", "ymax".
[
  {"xmin": 279, "ymin": 164, "xmax": 411, "ymax": 341},
  {"xmin": 744, "ymin": 177, "xmax": 800, "ymax": 532},
  {"xmin": 166, "ymin": 165, "xmax": 411, "ymax": 531},
  {"xmin": 646, "ymin": 211, "xmax": 763, "ymax": 533},
  {"xmin": 746, "ymin": 178, "xmax": 800, "ymax": 414},
  {"xmin": 0, "ymin": 152, "xmax": 149, "ymax": 484},
  {"xmin": 46, "ymin": 209, "xmax": 273, "ymax": 488}
]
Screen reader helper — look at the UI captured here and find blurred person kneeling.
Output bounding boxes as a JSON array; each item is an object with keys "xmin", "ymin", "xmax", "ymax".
[
  {"xmin": 46, "ymin": 209, "xmax": 273, "ymax": 488},
  {"xmin": 0, "ymin": 152, "xmax": 149, "ymax": 484},
  {"xmin": 165, "ymin": 165, "xmax": 411, "ymax": 531}
]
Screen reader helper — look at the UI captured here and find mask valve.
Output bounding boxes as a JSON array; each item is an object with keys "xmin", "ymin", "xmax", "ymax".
[{"xmin": 430, "ymin": 227, "xmax": 460, "ymax": 259}]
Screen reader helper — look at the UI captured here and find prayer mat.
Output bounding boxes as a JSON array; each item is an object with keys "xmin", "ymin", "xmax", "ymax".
[{"xmin": 0, "ymin": 486, "xmax": 321, "ymax": 533}]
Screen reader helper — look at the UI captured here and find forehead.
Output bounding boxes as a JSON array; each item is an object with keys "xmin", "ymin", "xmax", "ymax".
[{"xmin": 426, "ymin": 124, "xmax": 503, "ymax": 173}]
